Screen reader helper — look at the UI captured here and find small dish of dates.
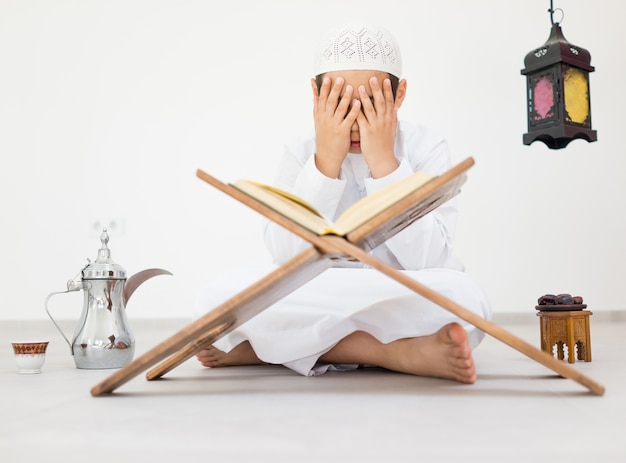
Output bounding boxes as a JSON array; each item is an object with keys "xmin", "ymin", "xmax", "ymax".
[{"xmin": 535, "ymin": 293, "xmax": 586, "ymax": 311}]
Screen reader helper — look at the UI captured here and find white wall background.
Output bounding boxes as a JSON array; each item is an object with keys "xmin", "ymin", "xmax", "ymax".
[{"xmin": 1, "ymin": 0, "xmax": 624, "ymax": 321}]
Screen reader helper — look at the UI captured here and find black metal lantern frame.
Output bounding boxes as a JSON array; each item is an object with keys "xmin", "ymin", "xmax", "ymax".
[{"xmin": 521, "ymin": 3, "xmax": 597, "ymax": 149}]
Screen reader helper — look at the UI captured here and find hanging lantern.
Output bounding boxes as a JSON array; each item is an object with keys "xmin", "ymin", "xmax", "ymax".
[{"xmin": 521, "ymin": 3, "xmax": 597, "ymax": 149}]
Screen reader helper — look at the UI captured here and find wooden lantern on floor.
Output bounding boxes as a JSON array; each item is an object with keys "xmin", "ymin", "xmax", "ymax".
[{"xmin": 521, "ymin": 22, "xmax": 597, "ymax": 149}]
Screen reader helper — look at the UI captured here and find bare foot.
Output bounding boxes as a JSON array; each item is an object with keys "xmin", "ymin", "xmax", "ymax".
[
  {"xmin": 196, "ymin": 341, "xmax": 266, "ymax": 368},
  {"xmin": 390, "ymin": 322, "xmax": 476, "ymax": 384},
  {"xmin": 321, "ymin": 322, "xmax": 476, "ymax": 384}
]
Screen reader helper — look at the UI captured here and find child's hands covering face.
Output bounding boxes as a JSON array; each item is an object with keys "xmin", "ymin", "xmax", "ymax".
[{"xmin": 311, "ymin": 73, "xmax": 400, "ymax": 179}]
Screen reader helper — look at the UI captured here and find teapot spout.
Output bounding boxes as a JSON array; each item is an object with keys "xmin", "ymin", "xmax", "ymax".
[{"xmin": 124, "ymin": 268, "xmax": 173, "ymax": 306}]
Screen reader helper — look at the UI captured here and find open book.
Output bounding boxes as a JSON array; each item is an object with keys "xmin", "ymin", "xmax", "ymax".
[{"xmin": 231, "ymin": 169, "xmax": 433, "ymax": 236}]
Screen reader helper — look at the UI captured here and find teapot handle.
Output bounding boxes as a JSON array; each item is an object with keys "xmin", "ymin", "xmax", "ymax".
[{"xmin": 44, "ymin": 281, "xmax": 88, "ymax": 353}]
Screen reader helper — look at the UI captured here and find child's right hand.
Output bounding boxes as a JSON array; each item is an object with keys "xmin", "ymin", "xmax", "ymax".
[{"xmin": 310, "ymin": 76, "xmax": 360, "ymax": 178}]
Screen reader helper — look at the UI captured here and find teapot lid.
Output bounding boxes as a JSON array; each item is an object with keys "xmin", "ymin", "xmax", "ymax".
[{"xmin": 82, "ymin": 229, "xmax": 126, "ymax": 280}]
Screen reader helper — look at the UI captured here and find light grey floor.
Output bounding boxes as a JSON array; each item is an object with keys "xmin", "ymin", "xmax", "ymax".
[{"xmin": 2, "ymin": 314, "xmax": 625, "ymax": 462}]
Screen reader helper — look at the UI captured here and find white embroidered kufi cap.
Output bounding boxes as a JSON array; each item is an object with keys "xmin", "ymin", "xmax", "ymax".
[{"xmin": 313, "ymin": 23, "xmax": 402, "ymax": 77}]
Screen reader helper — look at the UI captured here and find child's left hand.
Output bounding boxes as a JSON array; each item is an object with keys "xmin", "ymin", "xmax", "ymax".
[{"xmin": 357, "ymin": 77, "xmax": 399, "ymax": 178}]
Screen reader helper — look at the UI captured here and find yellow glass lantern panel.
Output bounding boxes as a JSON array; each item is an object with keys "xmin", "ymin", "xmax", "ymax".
[{"xmin": 564, "ymin": 67, "xmax": 590, "ymax": 124}]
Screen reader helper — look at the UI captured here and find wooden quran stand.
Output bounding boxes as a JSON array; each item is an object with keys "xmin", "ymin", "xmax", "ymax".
[{"xmin": 91, "ymin": 158, "xmax": 605, "ymax": 396}]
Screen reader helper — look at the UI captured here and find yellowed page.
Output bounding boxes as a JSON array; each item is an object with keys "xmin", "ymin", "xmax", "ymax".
[
  {"xmin": 248, "ymin": 182, "xmax": 324, "ymax": 218},
  {"xmin": 332, "ymin": 170, "xmax": 433, "ymax": 235},
  {"xmin": 231, "ymin": 180, "xmax": 335, "ymax": 235}
]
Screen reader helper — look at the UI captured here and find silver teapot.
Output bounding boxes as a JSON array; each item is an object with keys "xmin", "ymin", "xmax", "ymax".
[{"xmin": 45, "ymin": 229, "xmax": 172, "ymax": 369}]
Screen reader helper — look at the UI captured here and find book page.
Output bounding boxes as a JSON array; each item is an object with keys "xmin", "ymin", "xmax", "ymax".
[
  {"xmin": 247, "ymin": 182, "xmax": 325, "ymax": 218},
  {"xmin": 332, "ymin": 170, "xmax": 433, "ymax": 235},
  {"xmin": 231, "ymin": 180, "xmax": 336, "ymax": 235}
]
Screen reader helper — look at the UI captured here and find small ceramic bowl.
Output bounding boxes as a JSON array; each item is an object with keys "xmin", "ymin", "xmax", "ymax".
[{"xmin": 11, "ymin": 341, "xmax": 49, "ymax": 374}]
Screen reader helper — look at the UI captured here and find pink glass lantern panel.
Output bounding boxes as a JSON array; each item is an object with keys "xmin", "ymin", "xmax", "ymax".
[{"xmin": 532, "ymin": 75, "xmax": 555, "ymax": 121}]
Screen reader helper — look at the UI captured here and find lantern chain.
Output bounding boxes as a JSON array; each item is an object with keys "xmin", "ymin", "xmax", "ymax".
[{"xmin": 548, "ymin": 0, "xmax": 565, "ymax": 25}]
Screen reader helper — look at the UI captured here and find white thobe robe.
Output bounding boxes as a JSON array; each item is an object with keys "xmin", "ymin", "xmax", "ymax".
[{"xmin": 193, "ymin": 120, "xmax": 492, "ymax": 376}]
